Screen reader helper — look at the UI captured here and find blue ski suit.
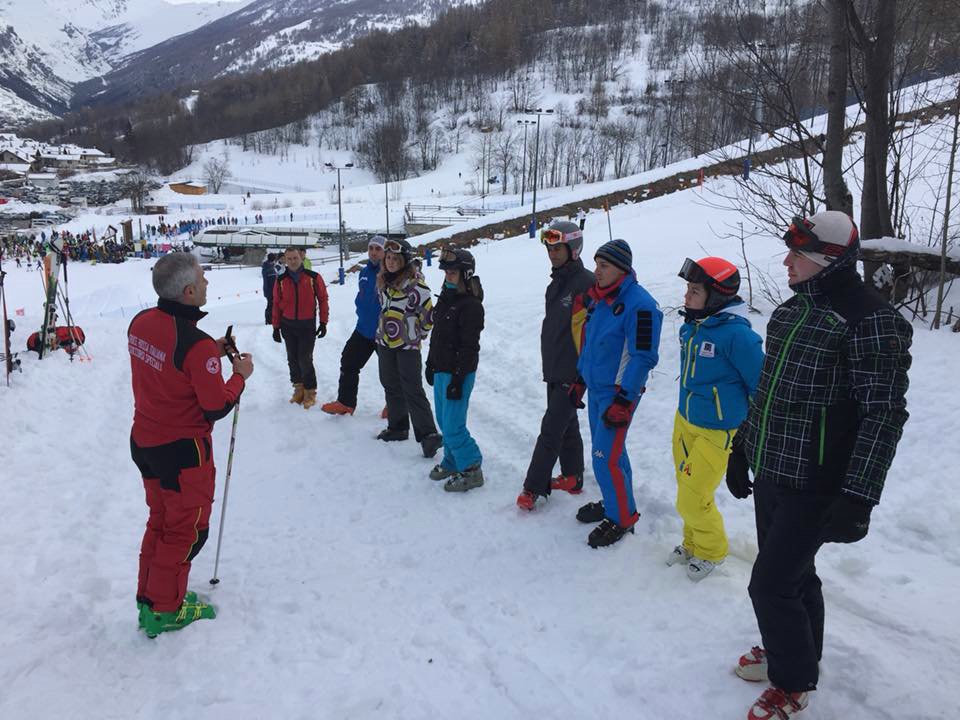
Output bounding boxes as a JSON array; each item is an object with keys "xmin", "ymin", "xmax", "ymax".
[
  {"xmin": 355, "ymin": 260, "xmax": 382, "ymax": 340},
  {"xmin": 577, "ymin": 272, "xmax": 662, "ymax": 526}
]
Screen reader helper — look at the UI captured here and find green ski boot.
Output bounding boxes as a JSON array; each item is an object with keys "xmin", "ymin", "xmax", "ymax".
[
  {"xmin": 138, "ymin": 591, "xmax": 198, "ymax": 631},
  {"xmin": 443, "ymin": 465, "xmax": 484, "ymax": 492},
  {"xmin": 141, "ymin": 598, "xmax": 216, "ymax": 638}
]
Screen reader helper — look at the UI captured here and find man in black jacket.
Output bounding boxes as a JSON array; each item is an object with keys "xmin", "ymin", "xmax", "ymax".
[
  {"xmin": 725, "ymin": 211, "xmax": 912, "ymax": 720},
  {"xmin": 517, "ymin": 220, "xmax": 595, "ymax": 511}
]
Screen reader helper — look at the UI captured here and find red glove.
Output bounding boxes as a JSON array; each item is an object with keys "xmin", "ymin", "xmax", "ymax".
[
  {"xmin": 567, "ymin": 378, "xmax": 586, "ymax": 409},
  {"xmin": 602, "ymin": 395, "xmax": 633, "ymax": 428}
]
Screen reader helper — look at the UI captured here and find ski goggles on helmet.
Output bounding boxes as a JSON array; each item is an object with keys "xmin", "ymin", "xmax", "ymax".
[
  {"xmin": 540, "ymin": 227, "xmax": 582, "ymax": 247},
  {"xmin": 439, "ymin": 245, "xmax": 460, "ymax": 264},
  {"xmin": 384, "ymin": 239, "xmax": 404, "ymax": 254},
  {"xmin": 782, "ymin": 216, "xmax": 843, "ymax": 257},
  {"xmin": 678, "ymin": 257, "xmax": 711, "ymax": 285}
]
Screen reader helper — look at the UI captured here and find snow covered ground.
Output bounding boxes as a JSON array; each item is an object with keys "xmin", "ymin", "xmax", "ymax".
[{"xmin": 1, "ymin": 177, "xmax": 957, "ymax": 719}]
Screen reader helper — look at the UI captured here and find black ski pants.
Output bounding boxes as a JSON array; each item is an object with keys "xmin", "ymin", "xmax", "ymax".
[
  {"xmin": 337, "ymin": 330, "xmax": 377, "ymax": 409},
  {"xmin": 748, "ymin": 479, "xmax": 832, "ymax": 693},
  {"xmin": 523, "ymin": 381, "xmax": 585, "ymax": 496},
  {"xmin": 377, "ymin": 346, "xmax": 437, "ymax": 442},
  {"xmin": 281, "ymin": 322, "xmax": 317, "ymax": 390}
]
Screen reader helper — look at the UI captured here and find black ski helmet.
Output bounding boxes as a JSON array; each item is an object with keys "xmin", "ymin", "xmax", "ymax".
[
  {"xmin": 540, "ymin": 219, "xmax": 583, "ymax": 260},
  {"xmin": 438, "ymin": 245, "xmax": 476, "ymax": 280}
]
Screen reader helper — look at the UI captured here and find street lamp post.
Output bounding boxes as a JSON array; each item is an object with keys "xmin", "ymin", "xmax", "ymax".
[
  {"xmin": 385, "ymin": 180, "xmax": 389, "ymax": 235},
  {"xmin": 524, "ymin": 108, "xmax": 554, "ymax": 238},
  {"xmin": 517, "ymin": 119, "xmax": 536, "ymax": 205},
  {"xmin": 325, "ymin": 161, "xmax": 353, "ymax": 285}
]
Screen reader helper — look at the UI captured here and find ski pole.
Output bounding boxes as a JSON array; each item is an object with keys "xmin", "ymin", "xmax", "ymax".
[
  {"xmin": 605, "ymin": 200, "xmax": 613, "ymax": 241},
  {"xmin": 210, "ymin": 326, "xmax": 241, "ymax": 586}
]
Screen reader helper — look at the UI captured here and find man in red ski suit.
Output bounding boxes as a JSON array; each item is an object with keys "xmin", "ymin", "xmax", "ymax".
[{"xmin": 128, "ymin": 253, "xmax": 253, "ymax": 631}]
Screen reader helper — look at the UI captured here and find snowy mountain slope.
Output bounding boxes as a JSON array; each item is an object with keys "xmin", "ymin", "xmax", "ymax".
[
  {"xmin": 91, "ymin": 0, "xmax": 246, "ymax": 59},
  {"xmin": 72, "ymin": 0, "xmax": 481, "ymax": 107},
  {"xmin": 0, "ymin": 0, "xmax": 244, "ymax": 125},
  {"xmin": 1, "ymin": 177, "xmax": 958, "ymax": 719}
]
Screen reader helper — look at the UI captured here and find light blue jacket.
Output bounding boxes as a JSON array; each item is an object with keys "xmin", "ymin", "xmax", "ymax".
[
  {"xmin": 577, "ymin": 273, "xmax": 662, "ymax": 402},
  {"xmin": 677, "ymin": 301, "xmax": 764, "ymax": 430}
]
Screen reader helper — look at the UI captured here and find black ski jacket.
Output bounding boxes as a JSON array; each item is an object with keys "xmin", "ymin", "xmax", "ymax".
[
  {"xmin": 540, "ymin": 259, "xmax": 595, "ymax": 383},
  {"xmin": 740, "ymin": 257, "xmax": 912, "ymax": 505},
  {"xmin": 426, "ymin": 283, "xmax": 484, "ymax": 380}
]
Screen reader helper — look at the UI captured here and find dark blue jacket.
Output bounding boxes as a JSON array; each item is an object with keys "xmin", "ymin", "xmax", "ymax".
[
  {"xmin": 677, "ymin": 301, "xmax": 764, "ymax": 430},
  {"xmin": 261, "ymin": 259, "xmax": 278, "ymax": 296},
  {"xmin": 355, "ymin": 260, "xmax": 381, "ymax": 339}
]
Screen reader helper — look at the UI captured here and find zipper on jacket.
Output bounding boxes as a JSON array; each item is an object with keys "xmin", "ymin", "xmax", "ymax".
[
  {"xmin": 713, "ymin": 386, "xmax": 724, "ymax": 421},
  {"xmin": 818, "ymin": 406, "xmax": 826, "ymax": 465},
  {"xmin": 754, "ymin": 296, "xmax": 812, "ymax": 472},
  {"xmin": 691, "ymin": 346, "xmax": 698, "ymax": 378},
  {"xmin": 682, "ymin": 327, "xmax": 698, "ymax": 387},
  {"xmin": 292, "ymin": 277, "xmax": 300, "ymax": 321}
]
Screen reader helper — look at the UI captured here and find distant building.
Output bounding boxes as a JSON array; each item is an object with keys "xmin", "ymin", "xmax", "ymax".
[
  {"xmin": 170, "ymin": 181, "xmax": 207, "ymax": 195},
  {"xmin": 0, "ymin": 149, "xmax": 28, "ymax": 164}
]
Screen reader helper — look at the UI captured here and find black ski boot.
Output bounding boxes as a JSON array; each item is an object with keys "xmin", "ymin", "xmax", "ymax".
[
  {"xmin": 377, "ymin": 427, "xmax": 409, "ymax": 442},
  {"xmin": 420, "ymin": 432, "xmax": 443, "ymax": 458},
  {"xmin": 576, "ymin": 501, "xmax": 605, "ymax": 524},
  {"xmin": 587, "ymin": 518, "xmax": 635, "ymax": 548}
]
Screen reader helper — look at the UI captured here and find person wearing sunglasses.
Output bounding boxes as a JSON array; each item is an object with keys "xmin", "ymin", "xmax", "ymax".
[
  {"xmin": 375, "ymin": 238, "xmax": 443, "ymax": 458},
  {"xmin": 516, "ymin": 220, "xmax": 595, "ymax": 511},
  {"xmin": 321, "ymin": 235, "xmax": 387, "ymax": 416},
  {"xmin": 425, "ymin": 246, "xmax": 485, "ymax": 492},
  {"xmin": 667, "ymin": 256, "xmax": 763, "ymax": 582},
  {"xmin": 724, "ymin": 211, "xmax": 912, "ymax": 720},
  {"xmin": 572, "ymin": 238, "xmax": 663, "ymax": 548}
]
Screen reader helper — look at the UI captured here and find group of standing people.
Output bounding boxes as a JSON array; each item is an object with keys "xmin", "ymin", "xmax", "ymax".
[{"xmin": 129, "ymin": 210, "xmax": 912, "ymax": 720}]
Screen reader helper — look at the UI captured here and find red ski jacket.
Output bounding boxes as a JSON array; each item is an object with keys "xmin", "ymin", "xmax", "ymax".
[
  {"xmin": 272, "ymin": 269, "xmax": 329, "ymax": 328},
  {"xmin": 128, "ymin": 300, "xmax": 245, "ymax": 447}
]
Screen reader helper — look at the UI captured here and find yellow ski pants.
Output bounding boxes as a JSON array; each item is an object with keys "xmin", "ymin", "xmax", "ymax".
[{"xmin": 672, "ymin": 412, "xmax": 734, "ymax": 563}]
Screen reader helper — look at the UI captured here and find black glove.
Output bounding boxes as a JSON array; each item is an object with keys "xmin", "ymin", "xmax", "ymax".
[
  {"xmin": 425, "ymin": 365, "xmax": 434, "ymax": 386},
  {"xmin": 316, "ymin": 322, "xmax": 326, "ymax": 339},
  {"xmin": 272, "ymin": 327, "xmax": 282, "ymax": 344},
  {"xmin": 446, "ymin": 377, "xmax": 463, "ymax": 400},
  {"xmin": 725, "ymin": 443, "xmax": 752, "ymax": 499},
  {"xmin": 567, "ymin": 378, "xmax": 586, "ymax": 409},
  {"xmin": 822, "ymin": 496, "xmax": 873, "ymax": 544}
]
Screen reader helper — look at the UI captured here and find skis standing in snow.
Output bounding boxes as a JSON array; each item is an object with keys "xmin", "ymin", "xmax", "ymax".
[
  {"xmin": 573, "ymin": 239, "xmax": 663, "ymax": 548},
  {"xmin": 425, "ymin": 246, "xmax": 485, "ymax": 492},
  {"xmin": 725, "ymin": 212, "xmax": 912, "ymax": 719},
  {"xmin": 667, "ymin": 257, "xmax": 763, "ymax": 581},
  {"xmin": 128, "ymin": 252, "xmax": 253, "ymax": 637},
  {"xmin": 516, "ymin": 220, "xmax": 594, "ymax": 511},
  {"xmin": 271, "ymin": 247, "xmax": 329, "ymax": 410},
  {"xmin": 37, "ymin": 235, "xmax": 64, "ymax": 359},
  {"xmin": 321, "ymin": 235, "xmax": 386, "ymax": 416}
]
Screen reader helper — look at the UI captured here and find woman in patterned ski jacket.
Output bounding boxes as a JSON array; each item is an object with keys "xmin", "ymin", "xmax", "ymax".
[{"xmin": 375, "ymin": 239, "xmax": 442, "ymax": 458}]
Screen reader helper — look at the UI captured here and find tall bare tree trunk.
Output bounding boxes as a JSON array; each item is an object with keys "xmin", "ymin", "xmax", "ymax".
[
  {"xmin": 824, "ymin": 0, "xmax": 852, "ymax": 216},
  {"xmin": 933, "ymin": 81, "xmax": 960, "ymax": 330},
  {"xmin": 848, "ymin": 0, "xmax": 897, "ymax": 291}
]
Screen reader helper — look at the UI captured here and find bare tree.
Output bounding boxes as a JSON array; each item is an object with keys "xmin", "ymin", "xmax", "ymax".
[
  {"xmin": 824, "ymin": 0, "xmax": 852, "ymax": 215},
  {"xmin": 934, "ymin": 78, "xmax": 960, "ymax": 329},
  {"xmin": 202, "ymin": 157, "xmax": 231, "ymax": 194}
]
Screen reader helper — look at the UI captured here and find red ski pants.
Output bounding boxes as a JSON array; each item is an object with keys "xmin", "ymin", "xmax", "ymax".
[{"xmin": 131, "ymin": 436, "xmax": 215, "ymax": 612}]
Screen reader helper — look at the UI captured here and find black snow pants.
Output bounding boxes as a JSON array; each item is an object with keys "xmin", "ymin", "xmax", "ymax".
[
  {"xmin": 523, "ymin": 381, "xmax": 585, "ymax": 496},
  {"xmin": 377, "ymin": 346, "xmax": 437, "ymax": 442},
  {"xmin": 281, "ymin": 322, "xmax": 317, "ymax": 390},
  {"xmin": 748, "ymin": 478, "xmax": 832, "ymax": 693},
  {"xmin": 337, "ymin": 330, "xmax": 377, "ymax": 409}
]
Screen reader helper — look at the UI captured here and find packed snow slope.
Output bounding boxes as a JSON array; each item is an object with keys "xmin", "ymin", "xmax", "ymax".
[{"xmin": 1, "ymin": 185, "xmax": 958, "ymax": 720}]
